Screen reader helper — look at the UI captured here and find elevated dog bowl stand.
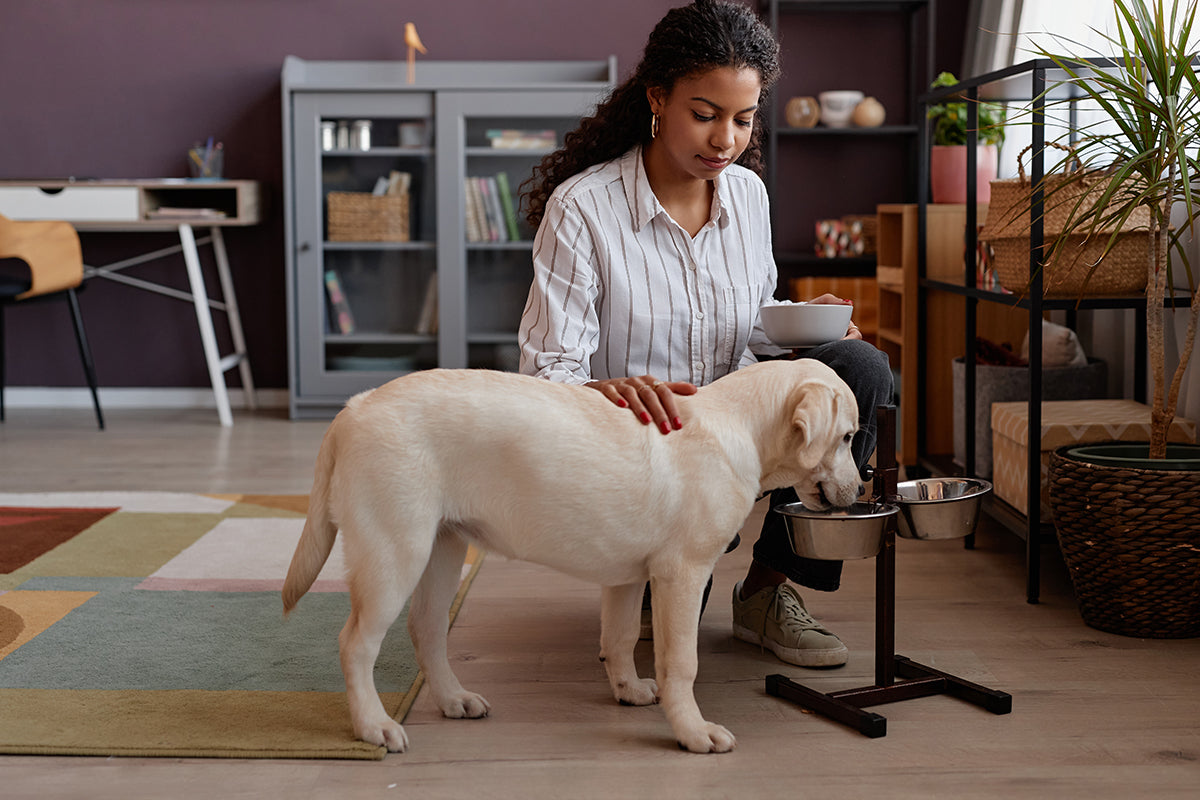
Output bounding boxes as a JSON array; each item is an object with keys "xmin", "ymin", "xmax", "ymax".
[{"xmin": 765, "ymin": 405, "xmax": 1012, "ymax": 738}]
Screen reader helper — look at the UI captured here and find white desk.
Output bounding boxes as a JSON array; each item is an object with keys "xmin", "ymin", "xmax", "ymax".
[{"xmin": 0, "ymin": 179, "xmax": 262, "ymax": 426}]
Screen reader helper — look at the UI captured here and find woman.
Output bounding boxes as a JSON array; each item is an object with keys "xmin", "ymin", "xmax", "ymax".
[{"xmin": 518, "ymin": 0, "xmax": 892, "ymax": 668}]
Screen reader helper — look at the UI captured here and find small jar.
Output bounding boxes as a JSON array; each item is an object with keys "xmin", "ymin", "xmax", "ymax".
[
  {"xmin": 350, "ymin": 120, "xmax": 372, "ymax": 151},
  {"xmin": 320, "ymin": 121, "xmax": 336, "ymax": 152},
  {"xmin": 336, "ymin": 121, "xmax": 350, "ymax": 150}
]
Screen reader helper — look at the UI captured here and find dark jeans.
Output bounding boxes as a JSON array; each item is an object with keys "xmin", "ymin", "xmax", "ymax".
[{"xmin": 750, "ymin": 339, "xmax": 894, "ymax": 592}]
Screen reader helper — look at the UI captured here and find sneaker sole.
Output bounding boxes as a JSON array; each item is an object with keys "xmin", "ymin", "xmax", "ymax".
[{"xmin": 732, "ymin": 622, "xmax": 848, "ymax": 668}]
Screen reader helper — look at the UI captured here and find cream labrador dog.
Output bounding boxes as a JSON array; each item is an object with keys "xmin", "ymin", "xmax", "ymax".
[{"xmin": 283, "ymin": 358, "xmax": 862, "ymax": 754}]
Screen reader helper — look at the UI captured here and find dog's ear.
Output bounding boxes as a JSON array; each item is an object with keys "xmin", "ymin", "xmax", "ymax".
[{"xmin": 791, "ymin": 382, "xmax": 834, "ymax": 469}]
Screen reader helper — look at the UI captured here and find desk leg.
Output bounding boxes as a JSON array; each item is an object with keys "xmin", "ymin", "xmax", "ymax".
[
  {"xmin": 179, "ymin": 224, "xmax": 233, "ymax": 427},
  {"xmin": 209, "ymin": 227, "xmax": 256, "ymax": 409}
]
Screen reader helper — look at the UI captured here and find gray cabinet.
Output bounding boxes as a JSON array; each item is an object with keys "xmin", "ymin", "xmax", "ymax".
[{"xmin": 282, "ymin": 57, "xmax": 615, "ymax": 418}]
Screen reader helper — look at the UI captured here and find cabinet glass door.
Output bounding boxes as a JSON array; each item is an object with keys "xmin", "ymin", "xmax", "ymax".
[
  {"xmin": 293, "ymin": 92, "xmax": 436, "ymax": 397},
  {"xmin": 435, "ymin": 90, "xmax": 602, "ymax": 370}
]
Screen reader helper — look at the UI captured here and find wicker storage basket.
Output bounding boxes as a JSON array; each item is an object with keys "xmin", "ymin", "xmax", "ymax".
[
  {"xmin": 1049, "ymin": 443, "xmax": 1200, "ymax": 638},
  {"xmin": 980, "ymin": 145, "xmax": 1150, "ymax": 297},
  {"xmin": 327, "ymin": 191, "xmax": 410, "ymax": 242}
]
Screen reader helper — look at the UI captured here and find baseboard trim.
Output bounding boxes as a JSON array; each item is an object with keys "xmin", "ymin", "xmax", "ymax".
[{"xmin": 3, "ymin": 387, "xmax": 288, "ymax": 410}]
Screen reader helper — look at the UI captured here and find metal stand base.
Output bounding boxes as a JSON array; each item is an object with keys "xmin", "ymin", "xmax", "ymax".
[
  {"xmin": 766, "ymin": 406, "xmax": 1012, "ymax": 737},
  {"xmin": 767, "ymin": 656, "xmax": 1012, "ymax": 738}
]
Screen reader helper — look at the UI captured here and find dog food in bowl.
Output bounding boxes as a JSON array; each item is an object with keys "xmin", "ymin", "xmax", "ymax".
[{"xmin": 760, "ymin": 303, "xmax": 853, "ymax": 348}]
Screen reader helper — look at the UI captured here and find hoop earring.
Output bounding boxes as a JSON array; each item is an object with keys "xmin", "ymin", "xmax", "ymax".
[{"xmin": 650, "ymin": 113, "xmax": 659, "ymax": 139}]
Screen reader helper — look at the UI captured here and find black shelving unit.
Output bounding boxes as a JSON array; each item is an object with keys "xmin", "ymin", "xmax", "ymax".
[
  {"xmin": 915, "ymin": 60, "xmax": 1195, "ymax": 603},
  {"xmin": 760, "ymin": 0, "xmax": 935, "ymax": 287}
]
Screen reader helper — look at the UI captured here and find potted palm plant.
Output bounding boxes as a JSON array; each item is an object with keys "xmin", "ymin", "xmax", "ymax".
[
  {"xmin": 926, "ymin": 71, "xmax": 1006, "ymax": 203},
  {"xmin": 1018, "ymin": 0, "xmax": 1200, "ymax": 637}
]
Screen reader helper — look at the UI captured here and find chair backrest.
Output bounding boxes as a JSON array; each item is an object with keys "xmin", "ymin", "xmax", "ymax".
[{"xmin": 0, "ymin": 214, "xmax": 84, "ymax": 300}]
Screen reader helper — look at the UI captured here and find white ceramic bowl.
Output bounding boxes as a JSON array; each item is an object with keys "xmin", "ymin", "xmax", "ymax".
[
  {"xmin": 818, "ymin": 90, "xmax": 865, "ymax": 128},
  {"xmin": 760, "ymin": 303, "xmax": 853, "ymax": 348}
]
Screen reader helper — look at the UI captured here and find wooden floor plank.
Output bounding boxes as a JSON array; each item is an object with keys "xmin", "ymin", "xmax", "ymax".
[{"xmin": 1, "ymin": 408, "xmax": 1197, "ymax": 798}]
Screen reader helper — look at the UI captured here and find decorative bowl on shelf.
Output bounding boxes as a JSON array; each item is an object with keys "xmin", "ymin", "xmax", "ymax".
[
  {"xmin": 818, "ymin": 90, "xmax": 865, "ymax": 128},
  {"xmin": 784, "ymin": 96, "xmax": 821, "ymax": 128},
  {"xmin": 760, "ymin": 302, "xmax": 853, "ymax": 347}
]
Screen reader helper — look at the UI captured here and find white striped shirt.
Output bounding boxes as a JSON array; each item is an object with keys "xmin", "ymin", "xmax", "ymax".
[{"xmin": 518, "ymin": 145, "xmax": 785, "ymax": 386}]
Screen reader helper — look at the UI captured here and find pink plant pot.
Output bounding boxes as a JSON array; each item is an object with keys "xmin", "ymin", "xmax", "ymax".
[{"xmin": 930, "ymin": 145, "xmax": 998, "ymax": 204}]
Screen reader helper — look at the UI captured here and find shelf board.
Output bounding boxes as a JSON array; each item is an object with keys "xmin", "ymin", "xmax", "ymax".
[
  {"xmin": 775, "ymin": 124, "xmax": 919, "ymax": 137},
  {"xmin": 776, "ymin": 253, "xmax": 877, "ymax": 278},
  {"xmin": 919, "ymin": 278, "xmax": 1194, "ymax": 309},
  {"xmin": 876, "ymin": 326, "xmax": 904, "ymax": 345},
  {"xmin": 323, "ymin": 147, "xmax": 433, "ymax": 157},
  {"xmin": 465, "ymin": 147, "xmax": 555, "ymax": 157},
  {"xmin": 876, "ymin": 265, "xmax": 904, "ymax": 287},
  {"xmin": 324, "ymin": 241, "xmax": 435, "ymax": 251},
  {"xmin": 466, "ymin": 241, "xmax": 533, "ymax": 251},
  {"xmin": 468, "ymin": 331, "xmax": 519, "ymax": 344},
  {"xmin": 326, "ymin": 333, "xmax": 436, "ymax": 344},
  {"xmin": 772, "ymin": 0, "xmax": 929, "ymax": 11}
]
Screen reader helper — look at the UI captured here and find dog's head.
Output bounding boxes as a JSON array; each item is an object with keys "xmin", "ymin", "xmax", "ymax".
[{"xmin": 778, "ymin": 363, "xmax": 862, "ymax": 509}]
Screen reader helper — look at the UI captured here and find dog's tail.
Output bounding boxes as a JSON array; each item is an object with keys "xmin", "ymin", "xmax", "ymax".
[{"xmin": 282, "ymin": 411, "xmax": 344, "ymax": 617}]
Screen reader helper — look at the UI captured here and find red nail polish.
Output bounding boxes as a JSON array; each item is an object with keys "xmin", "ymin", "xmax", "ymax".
[
  {"xmin": 674, "ymin": 417, "xmax": 683, "ymax": 429},
  {"xmin": 640, "ymin": 411, "xmax": 652, "ymax": 424},
  {"xmin": 660, "ymin": 421, "xmax": 671, "ymax": 434},
  {"xmin": 617, "ymin": 399, "xmax": 628, "ymax": 408}
]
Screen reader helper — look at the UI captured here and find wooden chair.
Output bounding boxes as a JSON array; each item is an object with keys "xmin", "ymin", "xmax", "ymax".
[{"xmin": 0, "ymin": 213, "xmax": 104, "ymax": 429}]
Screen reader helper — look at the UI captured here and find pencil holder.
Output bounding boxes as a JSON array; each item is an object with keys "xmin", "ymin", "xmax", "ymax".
[{"xmin": 188, "ymin": 144, "xmax": 224, "ymax": 180}]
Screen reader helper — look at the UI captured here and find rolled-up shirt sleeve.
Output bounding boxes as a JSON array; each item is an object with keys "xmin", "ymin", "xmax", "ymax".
[{"xmin": 518, "ymin": 196, "xmax": 600, "ymax": 384}]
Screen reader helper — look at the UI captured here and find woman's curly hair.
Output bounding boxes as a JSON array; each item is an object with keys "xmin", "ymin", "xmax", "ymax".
[{"xmin": 523, "ymin": 0, "xmax": 781, "ymax": 229}]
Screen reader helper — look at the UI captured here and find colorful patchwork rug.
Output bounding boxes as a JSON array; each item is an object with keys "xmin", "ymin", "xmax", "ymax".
[{"xmin": 0, "ymin": 492, "xmax": 482, "ymax": 760}]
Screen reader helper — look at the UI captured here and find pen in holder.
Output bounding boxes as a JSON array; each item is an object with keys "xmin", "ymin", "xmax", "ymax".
[{"xmin": 188, "ymin": 139, "xmax": 224, "ymax": 180}]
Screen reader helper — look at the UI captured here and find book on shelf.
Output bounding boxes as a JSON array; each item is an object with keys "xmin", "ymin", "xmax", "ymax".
[
  {"xmin": 416, "ymin": 271, "xmax": 438, "ymax": 335},
  {"xmin": 494, "ymin": 172, "xmax": 521, "ymax": 241},
  {"xmin": 485, "ymin": 128, "xmax": 556, "ymax": 150},
  {"xmin": 324, "ymin": 269, "xmax": 356, "ymax": 334},
  {"xmin": 464, "ymin": 174, "xmax": 521, "ymax": 243}
]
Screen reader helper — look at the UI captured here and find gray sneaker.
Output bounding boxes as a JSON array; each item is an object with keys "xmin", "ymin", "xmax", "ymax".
[{"xmin": 732, "ymin": 581, "xmax": 848, "ymax": 667}]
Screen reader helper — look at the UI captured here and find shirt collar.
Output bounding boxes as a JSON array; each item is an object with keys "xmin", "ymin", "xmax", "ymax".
[{"xmin": 621, "ymin": 145, "xmax": 731, "ymax": 233}]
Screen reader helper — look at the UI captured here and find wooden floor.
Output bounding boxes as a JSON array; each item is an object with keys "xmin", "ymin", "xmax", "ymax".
[{"xmin": 2, "ymin": 407, "xmax": 1199, "ymax": 799}]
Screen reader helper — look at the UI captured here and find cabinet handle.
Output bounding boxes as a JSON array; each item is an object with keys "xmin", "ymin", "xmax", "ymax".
[{"xmin": 298, "ymin": 241, "xmax": 311, "ymax": 252}]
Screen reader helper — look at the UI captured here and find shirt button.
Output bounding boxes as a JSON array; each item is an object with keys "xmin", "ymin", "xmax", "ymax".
[{"xmin": 695, "ymin": 311, "xmax": 704, "ymax": 320}]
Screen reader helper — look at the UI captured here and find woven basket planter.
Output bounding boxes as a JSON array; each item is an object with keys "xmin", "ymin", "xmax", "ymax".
[{"xmin": 1048, "ymin": 442, "xmax": 1200, "ymax": 638}]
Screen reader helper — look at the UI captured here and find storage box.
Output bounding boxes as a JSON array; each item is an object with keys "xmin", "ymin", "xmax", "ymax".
[
  {"xmin": 953, "ymin": 357, "xmax": 1107, "ymax": 477},
  {"xmin": 991, "ymin": 399, "xmax": 1198, "ymax": 517}
]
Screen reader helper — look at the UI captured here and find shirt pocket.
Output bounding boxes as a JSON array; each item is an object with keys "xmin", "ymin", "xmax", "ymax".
[{"xmin": 720, "ymin": 284, "xmax": 757, "ymax": 372}]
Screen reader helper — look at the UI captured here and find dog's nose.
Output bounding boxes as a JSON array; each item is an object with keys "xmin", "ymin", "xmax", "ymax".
[{"xmin": 858, "ymin": 483, "xmax": 866, "ymax": 497}]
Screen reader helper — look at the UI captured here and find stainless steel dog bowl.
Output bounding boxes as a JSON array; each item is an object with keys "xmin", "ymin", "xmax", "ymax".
[
  {"xmin": 775, "ymin": 501, "xmax": 899, "ymax": 561},
  {"xmin": 894, "ymin": 477, "xmax": 992, "ymax": 540}
]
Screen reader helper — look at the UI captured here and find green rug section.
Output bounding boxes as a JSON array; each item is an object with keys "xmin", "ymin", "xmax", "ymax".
[{"xmin": 0, "ymin": 494, "xmax": 482, "ymax": 760}]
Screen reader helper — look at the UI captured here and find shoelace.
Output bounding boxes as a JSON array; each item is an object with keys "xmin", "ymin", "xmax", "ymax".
[{"xmin": 768, "ymin": 587, "xmax": 822, "ymax": 634}]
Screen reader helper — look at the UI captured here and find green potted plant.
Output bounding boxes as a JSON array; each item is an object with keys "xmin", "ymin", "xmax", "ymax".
[
  {"xmin": 926, "ymin": 71, "xmax": 1006, "ymax": 203},
  {"xmin": 1020, "ymin": 0, "xmax": 1200, "ymax": 637}
]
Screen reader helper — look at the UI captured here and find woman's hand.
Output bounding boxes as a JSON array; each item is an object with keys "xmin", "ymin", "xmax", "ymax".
[
  {"xmin": 586, "ymin": 375, "xmax": 698, "ymax": 434},
  {"xmin": 806, "ymin": 293, "xmax": 861, "ymax": 341}
]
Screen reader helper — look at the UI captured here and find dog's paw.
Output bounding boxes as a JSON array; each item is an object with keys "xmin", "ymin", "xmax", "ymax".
[
  {"xmin": 440, "ymin": 690, "xmax": 491, "ymax": 719},
  {"xmin": 614, "ymin": 677, "xmax": 659, "ymax": 707},
  {"xmin": 677, "ymin": 722, "xmax": 736, "ymax": 754},
  {"xmin": 357, "ymin": 718, "xmax": 409, "ymax": 753}
]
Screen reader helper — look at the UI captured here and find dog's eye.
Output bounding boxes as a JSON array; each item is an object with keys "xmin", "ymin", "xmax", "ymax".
[{"xmin": 844, "ymin": 432, "xmax": 854, "ymax": 444}]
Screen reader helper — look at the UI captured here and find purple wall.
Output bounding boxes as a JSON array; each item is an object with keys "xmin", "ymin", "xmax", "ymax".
[{"xmin": 2, "ymin": 0, "xmax": 965, "ymax": 392}]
